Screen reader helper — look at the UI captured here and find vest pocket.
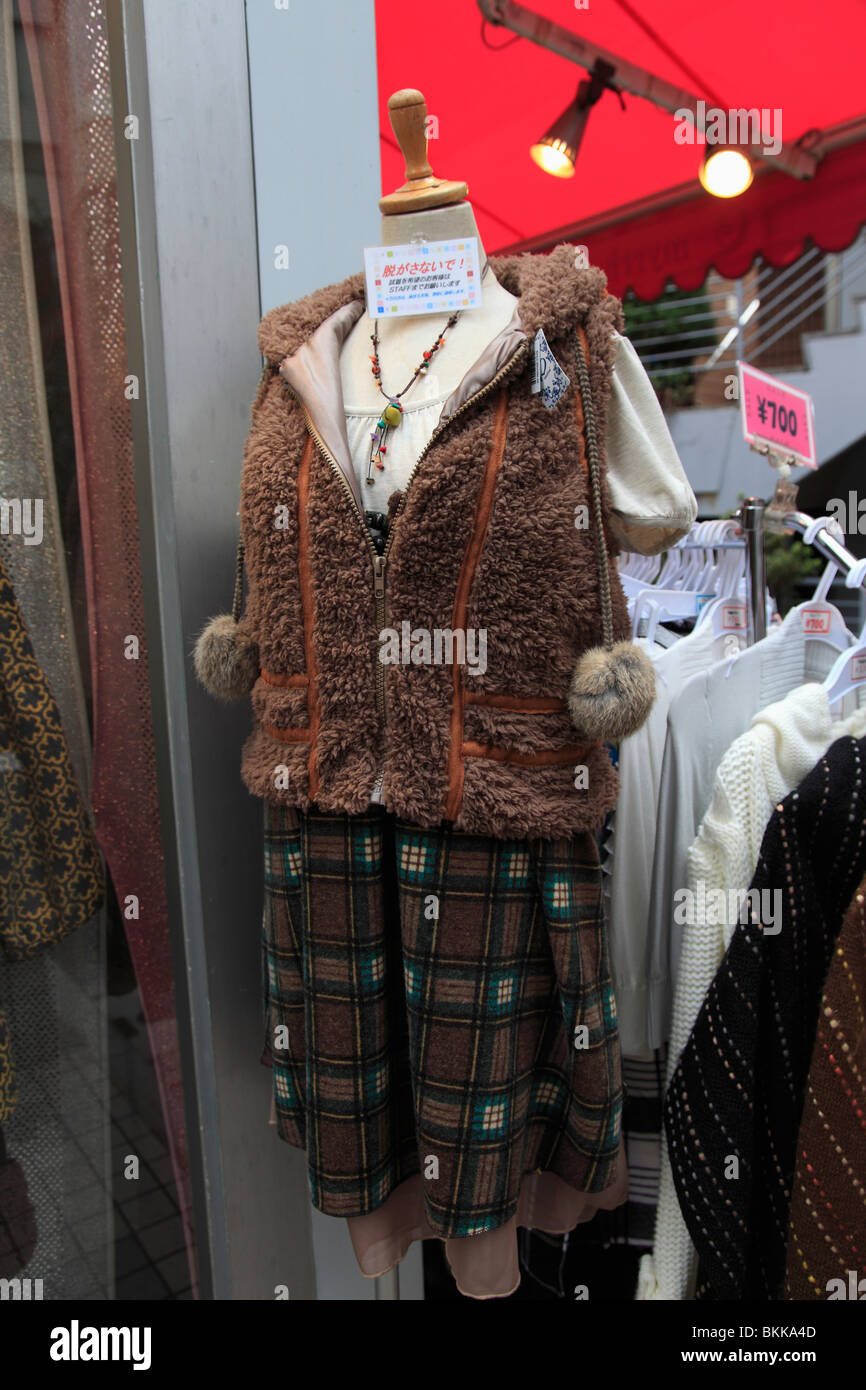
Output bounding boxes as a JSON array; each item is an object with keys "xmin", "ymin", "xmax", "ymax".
[
  {"xmin": 252, "ymin": 674, "xmax": 310, "ymax": 740},
  {"xmin": 463, "ymin": 701, "xmax": 581, "ymax": 761}
]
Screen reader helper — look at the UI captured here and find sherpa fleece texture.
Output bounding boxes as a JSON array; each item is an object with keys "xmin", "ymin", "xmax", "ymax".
[{"xmin": 236, "ymin": 243, "xmax": 631, "ymax": 839}]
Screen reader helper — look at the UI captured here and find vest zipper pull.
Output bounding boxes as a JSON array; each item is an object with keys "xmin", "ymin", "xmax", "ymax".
[{"xmin": 373, "ymin": 554, "xmax": 386, "ymax": 599}]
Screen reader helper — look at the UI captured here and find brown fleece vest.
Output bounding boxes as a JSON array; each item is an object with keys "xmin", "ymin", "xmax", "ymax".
[{"xmin": 238, "ymin": 244, "xmax": 630, "ymax": 839}]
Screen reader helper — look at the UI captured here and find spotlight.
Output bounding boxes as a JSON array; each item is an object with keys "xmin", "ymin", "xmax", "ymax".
[{"xmin": 530, "ymin": 59, "xmax": 616, "ymax": 179}]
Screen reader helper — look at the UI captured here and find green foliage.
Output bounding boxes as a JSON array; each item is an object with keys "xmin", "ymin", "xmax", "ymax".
[
  {"xmin": 764, "ymin": 532, "xmax": 824, "ymax": 615},
  {"xmin": 623, "ymin": 283, "xmax": 718, "ymax": 407}
]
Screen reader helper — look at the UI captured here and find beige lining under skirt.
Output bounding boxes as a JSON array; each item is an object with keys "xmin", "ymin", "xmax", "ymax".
[{"xmin": 269, "ymin": 1094, "xmax": 627, "ymax": 1299}]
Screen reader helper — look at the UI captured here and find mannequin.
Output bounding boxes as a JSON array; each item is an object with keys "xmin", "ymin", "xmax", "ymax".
[
  {"xmin": 339, "ymin": 87, "xmax": 697, "ymax": 550},
  {"xmin": 196, "ymin": 85, "xmax": 701, "ymax": 1303},
  {"xmin": 340, "ymin": 90, "xmax": 518, "ymax": 506},
  {"xmin": 339, "ymin": 204, "xmax": 518, "ymax": 419}
]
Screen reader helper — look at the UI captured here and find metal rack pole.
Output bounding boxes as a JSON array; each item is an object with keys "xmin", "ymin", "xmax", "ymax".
[
  {"xmin": 374, "ymin": 1266, "xmax": 400, "ymax": 1300},
  {"xmin": 771, "ymin": 509, "xmax": 852, "ymax": 571},
  {"xmin": 739, "ymin": 498, "xmax": 767, "ymax": 646}
]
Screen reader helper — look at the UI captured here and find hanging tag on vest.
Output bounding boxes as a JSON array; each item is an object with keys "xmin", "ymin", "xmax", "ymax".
[{"xmin": 531, "ymin": 329, "xmax": 570, "ymax": 410}]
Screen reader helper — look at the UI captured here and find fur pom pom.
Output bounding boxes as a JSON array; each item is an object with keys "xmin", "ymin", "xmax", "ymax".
[
  {"xmin": 193, "ymin": 614, "xmax": 259, "ymax": 701},
  {"xmin": 567, "ymin": 641, "xmax": 656, "ymax": 743}
]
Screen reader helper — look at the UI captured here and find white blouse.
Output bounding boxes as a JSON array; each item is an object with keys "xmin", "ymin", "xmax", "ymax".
[{"xmin": 343, "ymin": 330, "xmax": 697, "ymax": 553}]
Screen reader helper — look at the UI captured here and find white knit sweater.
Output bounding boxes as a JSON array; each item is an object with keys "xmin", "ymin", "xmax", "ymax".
[{"xmin": 638, "ymin": 681, "xmax": 866, "ymax": 1300}]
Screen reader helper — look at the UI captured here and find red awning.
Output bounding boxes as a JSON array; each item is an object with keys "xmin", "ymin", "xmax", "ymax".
[
  {"xmin": 374, "ymin": 0, "xmax": 866, "ymax": 297},
  {"xmin": 537, "ymin": 136, "xmax": 866, "ymax": 300}
]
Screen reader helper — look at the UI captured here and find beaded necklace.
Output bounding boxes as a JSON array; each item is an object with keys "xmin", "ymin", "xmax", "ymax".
[{"xmin": 366, "ymin": 311, "xmax": 460, "ymax": 485}]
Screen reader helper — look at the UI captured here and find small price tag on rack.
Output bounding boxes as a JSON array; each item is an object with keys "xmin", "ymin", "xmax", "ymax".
[
  {"xmin": 801, "ymin": 607, "xmax": 833, "ymax": 635},
  {"xmin": 721, "ymin": 602, "xmax": 747, "ymax": 630},
  {"xmin": 737, "ymin": 361, "xmax": 816, "ymax": 468},
  {"xmin": 364, "ymin": 238, "xmax": 482, "ymax": 317}
]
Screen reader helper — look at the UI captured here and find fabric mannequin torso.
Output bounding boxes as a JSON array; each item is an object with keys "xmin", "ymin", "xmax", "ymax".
[
  {"xmin": 338, "ymin": 206, "xmax": 698, "ymax": 556},
  {"xmin": 340, "ymin": 203, "xmax": 517, "ymax": 509}
]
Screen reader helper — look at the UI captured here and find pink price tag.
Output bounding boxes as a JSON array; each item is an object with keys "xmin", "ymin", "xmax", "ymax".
[
  {"xmin": 737, "ymin": 361, "xmax": 816, "ymax": 468},
  {"xmin": 802, "ymin": 607, "xmax": 832, "ymax": 635}
]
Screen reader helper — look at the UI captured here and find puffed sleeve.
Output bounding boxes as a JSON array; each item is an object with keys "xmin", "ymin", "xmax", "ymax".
[{"xmin": 605, "ymin": 331, "xmax": 697, "ymax": 554}]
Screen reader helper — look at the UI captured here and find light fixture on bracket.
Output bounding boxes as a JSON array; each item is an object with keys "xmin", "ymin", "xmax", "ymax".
[
  {"xmin": 699, "ymin": 144, "xmax": 754, "ymax": 198},
  {"xmin": 530, "ymin": 59, "xmax": 621, "ymax": 178},
  {"xmin": 480, "ymin": 0, "xmax": 819, "ymax": 186}
]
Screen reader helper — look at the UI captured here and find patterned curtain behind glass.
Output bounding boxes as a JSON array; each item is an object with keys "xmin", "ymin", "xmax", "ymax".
[
  {"xmin": 16, "ymin": 0, "xmax": 195, "ymax": 1291},
  {"xmin": 0, "ymin": 0, "xmax": 111, "ymax": 1299}
]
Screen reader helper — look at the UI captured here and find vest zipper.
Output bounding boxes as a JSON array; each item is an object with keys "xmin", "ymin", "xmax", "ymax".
[
  {"xmin": 372, "ymin": 553, "xmax": 387, "ymax": 723},
  {"xmin": 280, "ymin": 334, "xmax": 530, "ymax": 802},
  {"xmin": 382, "ymin": 336, "xmax": 530, "ymax": 564},
  {"xmin": 282, "ymin": 386, "xmax": 380, "ymax": 559}
]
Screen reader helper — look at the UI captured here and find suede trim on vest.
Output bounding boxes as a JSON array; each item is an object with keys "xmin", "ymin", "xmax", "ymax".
[
  {"xmin": 443, "ymin": 389, "xmax": 510, "ymax": 822},
  {"xmin": 260, "ymin": 671, "xmax": 309, "ymax": 689},
  {"xmin": 264, "ymin": 726, "xmax": 312, "ymax": 744},
  {"xmin": 461, "ymin": 740, "xmax": 600, "ymax": 767},
  {"xmin": 296, "ymin": 437, "xmax": 320, "ymax": 801},
  {"xmin": 465, "ymin": 693, "xmax": 567, "ymax": 712}
]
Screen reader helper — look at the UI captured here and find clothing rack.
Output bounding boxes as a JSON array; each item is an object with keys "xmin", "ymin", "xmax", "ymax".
[
  {"xmin": 738, "ymin": 496, "xmax": 866, "ymax": 647},
  {"xmin": 675, "ymin": 540, "xmax": 745, "ymax": 550}
]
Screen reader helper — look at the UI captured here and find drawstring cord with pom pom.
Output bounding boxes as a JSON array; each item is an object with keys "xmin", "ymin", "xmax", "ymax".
[
  {"xmin": 574, "ymin": 327, "xmax": 615, "ymax": 652},
  {"xmin": 566, "ymin": 327, "xmax": 656, "ymax": 744},
  {"xmin": 232, "ymin": 539, "xmax": 245, "ymax": 625}
]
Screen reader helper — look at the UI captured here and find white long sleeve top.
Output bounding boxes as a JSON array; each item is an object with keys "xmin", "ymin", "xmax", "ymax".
[{"xmin": 345, "ymin": 331, "xmax": 697, "ymax": 555}]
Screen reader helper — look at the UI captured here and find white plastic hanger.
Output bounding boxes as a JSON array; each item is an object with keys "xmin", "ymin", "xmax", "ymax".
[
  {"xmin": 631, "ymin": 543, "xmax": 704, "ymax": 639},
  {"xmin": 821, "ymin": 557, "xmax": 866, "ymax": 708},
  {"xmin": 633, "ymin": 589, "xmax": 703, "ymax": 644},
  {"xmin": 619, "ymin": 553, "xmax": 662, "ymax": 601},
  {"xmin": 789, "ymin": 516, "xmax": 855, "ymax": 654},
  {"xmin": 693, "ymin": 518, "xmax": 727, "ymax": 595},
  {"xmin": 676, "ymin": 527, "xmax": 704, "ymax": 592},
  {"xmin": 618, "ymin": 546, "xmax": 663, "ymax": 608},
  {"xmin": 630, "ymin": 520, "xmax": 727, "ymax": 640},
  {"xmin": 694, "ymin": 520, "xmax": 748, "ymax": 641},
  {"xmin": 654, "ymin": 535, "xmax": 689, "ymax": 589}
]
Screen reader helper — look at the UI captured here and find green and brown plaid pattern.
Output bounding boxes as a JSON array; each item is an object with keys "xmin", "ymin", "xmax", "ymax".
[{"xmin": 261, "ymin": 804, "xmax": 622, "ymax": 1238}]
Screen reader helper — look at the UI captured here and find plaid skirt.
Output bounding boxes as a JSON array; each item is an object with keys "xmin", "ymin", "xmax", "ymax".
[{"xmin": 261, "ymin": 804, "xmax": 622, "ymax": 1240}]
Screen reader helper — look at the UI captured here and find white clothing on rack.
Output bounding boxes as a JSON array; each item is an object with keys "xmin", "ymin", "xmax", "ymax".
[
  {"xmin": 604, "ymin": 618, "xmax": 741, "ymax": 1056},
  {"xmin": 643, "ymin": 603, "xmax": 856, "ymax": 1052}
]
